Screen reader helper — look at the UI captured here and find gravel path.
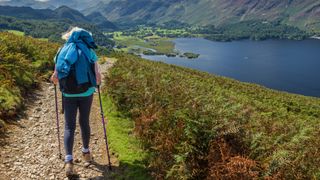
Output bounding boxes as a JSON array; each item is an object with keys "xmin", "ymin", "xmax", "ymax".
[{"xmin": 0, "ymin": 60, "xmax": 118, "ymax": 180}]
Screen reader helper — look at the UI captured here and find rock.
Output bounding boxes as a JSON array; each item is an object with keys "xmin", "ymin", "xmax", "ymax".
[
  {"xmin": 49, "ymin": 156, "xmax": 56, "ymax": 162},
  {"xmin": 27, "ymin": 173, "xmax": 32, "ymax": 177},
  {"xmin": 36, "ymin": 107, "xmax": 42, "ymax": 112},
  {"xmin": 49, "ymin": 175, "xmax": 55, "ymax": 180},
  {"xmin": 33, "ymin": 114, "xmax": 41, "ymax": 118},
  {"xmin": 36, "ymin": 101, "xmax": 43, "ymax": 105},
  {"xmin": 40, "ymin": 158, "xmax": 48, "ymax": 165}
]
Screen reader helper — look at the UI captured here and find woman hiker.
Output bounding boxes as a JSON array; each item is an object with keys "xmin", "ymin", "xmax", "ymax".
[{"xmin": 50, "ymin": 27, "xmax": 102, "ymax": 177}]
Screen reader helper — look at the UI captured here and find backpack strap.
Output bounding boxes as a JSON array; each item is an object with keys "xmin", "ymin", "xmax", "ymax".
[{"xmin": 54, "ymin": 47, "xmax": 63, "ymax": 64}]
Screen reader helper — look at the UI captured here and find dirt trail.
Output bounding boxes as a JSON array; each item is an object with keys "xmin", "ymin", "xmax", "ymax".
[{"xmin": 0, "ymin": 60, "xmax": 118, "ymax": 180}]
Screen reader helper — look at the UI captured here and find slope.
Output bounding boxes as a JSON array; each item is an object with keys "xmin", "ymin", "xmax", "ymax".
[{"xmin": 105, "ymin": 53, "xmax": 320, "ymax": 179}]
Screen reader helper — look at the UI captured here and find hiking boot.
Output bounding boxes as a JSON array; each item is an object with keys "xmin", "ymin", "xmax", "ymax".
[
  {"xmin": 65, "ymin": 161, "xmax": 76, "ymax": 177},
  {"xmin": 82, "ymin": 152, "xmax": 92, "ymax": 167}
]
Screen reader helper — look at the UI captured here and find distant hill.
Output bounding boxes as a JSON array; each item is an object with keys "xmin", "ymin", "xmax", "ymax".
[
  {"xmin": 0, "ymin": 5, "xmax": 56, "ymax": 20},
  {"xmin": 54, "ymin": 5, "xmax": 89, "ymax": 22},
  {"xmin": 0, "ymin": 0, "xmax": 55, "ymax": 9},
  {"xmin": 0, "ymin": 15, "xmax": 115, "ymax": 48},
  {"xmin": 0, "ymin": 0, "xmax": 102, "ymax": 10},
  {"xmin": 86, "ymin": 11, "xmax": 117, "ymax": 30},
  {"xmin": 0, "ymin": 5, "xmax": 117, "ymax": 30},
  {"xmin": 82, "ymin": 0, "xmax": 320, "ymax": 31}
]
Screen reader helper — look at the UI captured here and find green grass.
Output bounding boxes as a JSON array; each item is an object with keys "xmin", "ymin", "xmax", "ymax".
[
  {"xmin": 37, "ymin": 38, "xmax": 49, "ymax": 42},
  {"xmin": 7, "ymin": 30, "xmax": 25, "ymax": 36},
  {"xmin": 5, "ymin": 29, "xmax": 49, "ymax": 41},
  {"xmin": 102, "ymin": 94, "xmax": 151, "ymax": 180}
]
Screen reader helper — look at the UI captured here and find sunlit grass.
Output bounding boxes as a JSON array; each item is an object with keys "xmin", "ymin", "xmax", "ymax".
[
  {"xmin": 7, "ymin": 30, "xmax": 25, "ymax": 36},
  {"xmin": 102, "ymin": 94, "xmax": 151, "ymax": 180}
]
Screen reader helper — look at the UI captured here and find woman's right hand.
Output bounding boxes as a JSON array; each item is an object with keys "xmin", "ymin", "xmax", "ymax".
[
  {"xmin": 50, "ymin": 71, "xmax": 58, "ymax": 85},
  {"xmin": 96, "ymin": 72, "xmax": 101, "ymax": 85}
]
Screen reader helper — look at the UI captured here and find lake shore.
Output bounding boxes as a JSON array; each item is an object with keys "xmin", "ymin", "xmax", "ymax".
[
  {"xmin": 142, "ymin": 38, "xmax": 320, "ymax": 98},
  {"xmin": 310, "ymin": 35, "xmax": 320, "ymax": 40}
]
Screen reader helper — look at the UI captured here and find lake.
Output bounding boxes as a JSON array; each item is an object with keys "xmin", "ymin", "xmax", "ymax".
[{"xmin": 141, "ymin": 38, "xmax": 320, "ymax": 98}]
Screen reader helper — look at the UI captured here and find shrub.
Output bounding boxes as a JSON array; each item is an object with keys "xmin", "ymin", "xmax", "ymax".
[{"xmin": 0, "ymin": 32, "xmax": 59, "ymax": 125}]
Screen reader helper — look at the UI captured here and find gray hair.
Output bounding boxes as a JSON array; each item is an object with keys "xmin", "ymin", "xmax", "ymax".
[{"xmin": 61, "ymin": 27, "xmax": 92, "ymax": 41}]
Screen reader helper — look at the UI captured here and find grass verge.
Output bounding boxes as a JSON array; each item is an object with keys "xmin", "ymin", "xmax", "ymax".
[{"xmin": 101, "ymin": 94, "xmax": 151, "ymax": 180}]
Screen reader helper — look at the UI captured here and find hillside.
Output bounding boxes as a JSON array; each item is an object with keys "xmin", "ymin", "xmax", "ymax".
[
  {"xmin": 0, "ymin": 5, "xmax": 117, "ymax": 30},
  {"xmin": 86, "ymin": 12, "xmax": 118, "ymax": 30},
  {"xmin": 0, "ymin": 16, "xmax": 115, "ymax": 48},
  {"xmin": 83, "ymin": 0, "xmax": 320, "ymax": 31},
  {"xmin": 3, "ymin": 0, "xmax": 320, "ymax": 32},
  {"xmin": 105, "ymin": 53, "xmax": 320, "ymax": 179},
  {"xmin": 0, "ymin": 32, "xmax": 59, "ymax": 130}
]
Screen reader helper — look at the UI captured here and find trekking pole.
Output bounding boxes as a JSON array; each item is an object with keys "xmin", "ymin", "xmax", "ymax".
[
  {"xmin": 97, "ymin": 85, "xmax": 112, "ymax": 170},
  {"xmin": 54, "ymin": 85, "xmax": 62, "ymax": 160}
]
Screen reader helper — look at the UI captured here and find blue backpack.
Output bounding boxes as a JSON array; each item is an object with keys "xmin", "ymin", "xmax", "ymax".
[{"xmin": 55, "ymin": 29, "xmax": 98, "ymax": 94}]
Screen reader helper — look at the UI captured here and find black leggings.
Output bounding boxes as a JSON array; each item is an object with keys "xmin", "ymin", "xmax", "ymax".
[{"xmin": 63, "ymin": 95, "xmax": 93, "ymax": 156}]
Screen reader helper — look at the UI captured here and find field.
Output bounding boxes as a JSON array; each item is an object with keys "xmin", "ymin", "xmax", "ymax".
[
  {"xmin": 112, "ymin": 31, "xmax": 175, "ymax": 54},
  {"xmin": 105, "ymin": 53, "xmax": 320, "ymax": 179}
]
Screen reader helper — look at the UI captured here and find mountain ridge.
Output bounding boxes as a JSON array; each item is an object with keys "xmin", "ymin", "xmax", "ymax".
[
  {"xmin": 83, "ymin": 0, "xmax": 320, "ymax": 31},
  {"xmin": 1, "ymin": 0, "xmax": 320, "ymax": 31}
]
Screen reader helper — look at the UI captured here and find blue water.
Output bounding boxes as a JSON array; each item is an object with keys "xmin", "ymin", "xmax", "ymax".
[{"xmin": 141, "ymin": 38, "xmax": 320, "ymax": 98}]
